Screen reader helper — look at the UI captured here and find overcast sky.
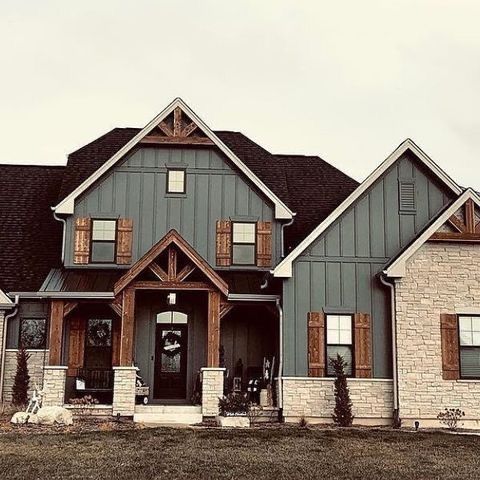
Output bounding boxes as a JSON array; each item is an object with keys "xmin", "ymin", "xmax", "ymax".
[{"xmin": 1, "ymin": 1, "xmax": 479, "ymax": 187}]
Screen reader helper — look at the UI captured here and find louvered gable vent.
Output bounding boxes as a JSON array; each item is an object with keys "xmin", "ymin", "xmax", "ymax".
[{"xmin": 399, "ymin": 180, "xmax": 416, "ymax": 212}]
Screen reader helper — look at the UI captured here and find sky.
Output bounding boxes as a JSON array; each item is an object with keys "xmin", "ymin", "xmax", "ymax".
[{"xmin": 1, "ymin": 0, "xmax": 479, "ymax": 187}]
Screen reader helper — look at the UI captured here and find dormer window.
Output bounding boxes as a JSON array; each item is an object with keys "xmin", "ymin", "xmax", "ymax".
[
  {"xmin": 91, "ymin": 219, "xmax": 116, "ymax": 263},
  {"xmin": 167, "ymin": 169, "xmax": 186, "ymax": 194}
]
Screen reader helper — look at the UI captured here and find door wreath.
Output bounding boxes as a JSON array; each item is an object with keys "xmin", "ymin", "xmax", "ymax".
[{"xmin": 161, "ymin": 330, "xmax": 183, "ymax": 357}]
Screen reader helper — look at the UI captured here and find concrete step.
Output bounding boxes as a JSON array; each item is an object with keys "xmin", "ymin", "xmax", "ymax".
[{"xmin": 133, "ymin": 405, "xmax": 202, "ymax": 425}]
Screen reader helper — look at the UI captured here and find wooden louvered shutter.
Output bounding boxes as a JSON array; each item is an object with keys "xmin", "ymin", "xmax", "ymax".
[
  {"xmin": 308, "ymin": 312, "xmax": 325, "ymax": 376},
  {"xmin": 73, "ymin": 217, "xmax": 91, "ymax": 264},
  {"xmin": 354, "ymin": 313, "xmax": 372, "ymax": 378},
  {"xmin": 216, "ymin": 220, "xmax": 232, "ymax": 266},
  {"xmin": 67, "ymin": 315, "xmax": 86, "ymax": 376},
  {"xmin": 256, "ymin": 221, "xmax": 272, "ymax": 267},
  {"xmin": 440, "ymin": 313, "xmax": 460, "ymax": 380},
  {"xmin": 116, "ymin": 218, "xmax": 133, "ymax": 265}
]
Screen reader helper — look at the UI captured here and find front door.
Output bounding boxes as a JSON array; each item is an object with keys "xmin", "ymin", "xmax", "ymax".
[{"xmin": 154, "ymin": 324, "xmax": 188, "ymax": 399}]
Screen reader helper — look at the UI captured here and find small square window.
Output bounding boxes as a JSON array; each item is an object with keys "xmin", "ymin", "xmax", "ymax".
[
  {"xmin": 91, "ymin": 219, "xmax": 116, "ymax": 263},
  {"xmin": 167, "ymin": 169, "xmax": 186, "ymax": 194},
  {"xmin": 232, "ymin": 222, "xmax": 256, "ymax": 265},
  {"xmin": 19, "ymin": 318, "xmax": 46, "ymax": 349}
]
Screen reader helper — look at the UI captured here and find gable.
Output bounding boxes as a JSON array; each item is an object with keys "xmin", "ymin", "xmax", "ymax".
[
  {"xmin": 274, "ymin": 139, "xmax": 462, "ymax": 277},
  {"xmin": 384, "ymin": 189, "xmax": 480, "ymax": 278},
  {"xmin": 54, "ymin": 98, "xmax": 293, "ymax": 219}
]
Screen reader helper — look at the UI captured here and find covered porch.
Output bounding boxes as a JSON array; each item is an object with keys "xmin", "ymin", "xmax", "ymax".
[{"xmin": 42, "ymin": 230, "xmax": 280, "ymax": 419}]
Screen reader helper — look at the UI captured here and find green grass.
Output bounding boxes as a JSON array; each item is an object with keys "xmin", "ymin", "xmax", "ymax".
[{"xmin": 0, "ymin": 427, "xmax": 479, "ymax": 479}]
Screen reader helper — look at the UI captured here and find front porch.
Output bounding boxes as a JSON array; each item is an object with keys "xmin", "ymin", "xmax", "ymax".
[{"xmin": 43, "ymin": 230, "xmax": 280, "ymax": 421}]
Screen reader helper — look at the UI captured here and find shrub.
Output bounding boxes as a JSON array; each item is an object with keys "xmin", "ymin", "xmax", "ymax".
[
  {"xmin": 330, "ymin": 354, "xmax": 354, "ymax": 427},
  {"xmin": 298, "ymin": 416, "xmax": 308, "ymax": 428},
  {"xmin": 12, "ymin": 347, "xmax": 31, "ymax": 407},
  {"xmin": 437, "ymin": 408, "xmax": 465, "ymax": 430},
  {"xmin": 218, "ymin": 393, "xmax": 250, "ymax": 416}
]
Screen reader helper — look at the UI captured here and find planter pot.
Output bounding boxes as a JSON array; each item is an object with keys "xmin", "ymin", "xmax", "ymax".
[{"xmin": 216, "ymin": 415, "xmax": 250, "ymax": 428}]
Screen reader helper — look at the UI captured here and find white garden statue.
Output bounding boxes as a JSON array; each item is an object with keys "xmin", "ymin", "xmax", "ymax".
[{"xmin": 11, "ymin": 384, "xmax": 73, "ymax": 426}]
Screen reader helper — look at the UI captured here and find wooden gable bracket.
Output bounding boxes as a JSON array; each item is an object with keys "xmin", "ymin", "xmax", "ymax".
[
  {"xmin": 431, "ymin": 198, "xmax": 480, "ymax": 242},
  {"xmin": 220, "ymin": 302, "xmax": 234, "ymax": 320},
  {"xmin": 140, "ymin": 107, "xmax": 214, "ymax": 146},
  {"xmin": 63, "ymin": 302, "xmax": 79, "ymax": 318},
  {"xmin": 114, "ymin": 229, "xmax": 228, "ymax": 297},
  {"xmin": 108, "ymin": 295, "xmax": 123, "ymax": 317}
]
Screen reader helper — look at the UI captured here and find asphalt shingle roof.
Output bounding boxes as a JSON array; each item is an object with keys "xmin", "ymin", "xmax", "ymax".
[
  {"xmin": 1, "ymin": 127, "xmax": 358, "ymax": 292},
  {"xmin": 0, "ymin": 165, "xmax": 65, "ymax": 292}
]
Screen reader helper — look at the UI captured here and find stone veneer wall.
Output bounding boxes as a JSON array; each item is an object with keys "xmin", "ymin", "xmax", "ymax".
[
  {"xmin": 112, "ymin": 367, "xmax": 137, "ymax": 417},
  {"xmin": 42, "ymin": 366, "xmax": 67, "ymax": 406},
  {"xmin": 395, "ymin": 242, "xmax": 480, "ymax": 428},
  {"xmin": 201, "ymin": 368, "xmax": 225, "ymax": 417},
  {"xmin": 282, "ymin": 377, "xmax": 393, "ymax": 425},
  {"xmin": 2, "ymin": 350, "xmax": 49, "ymax": 403}
]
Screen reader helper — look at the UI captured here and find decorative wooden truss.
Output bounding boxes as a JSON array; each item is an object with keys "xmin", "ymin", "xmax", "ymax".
[
  {"xmin": 139, "ymin": 107, "xmax": 214, "ymax": 146},
  {"xmin": 430, "ymin": 199, "xmax": 480, "ymax": 242}
]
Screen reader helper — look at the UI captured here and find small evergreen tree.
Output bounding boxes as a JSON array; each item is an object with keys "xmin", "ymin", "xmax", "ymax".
[
  {"xmin": 330, "ymin": 354, "xmax": 354, "ymax": 427},
  {"xmin": 12, "ymin": 347, "xmax": 31, "ymax": 407}
]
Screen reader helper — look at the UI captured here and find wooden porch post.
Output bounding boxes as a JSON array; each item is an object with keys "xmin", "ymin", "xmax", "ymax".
[
  {"xmin": 120, "ymin": 287, "xmax": 135, "ymax": 366},
  {"xmin": 48, "ymin": 300, "xmax": 65, "ymax": 365},
  {"xmin": 207, "ymin": 290, "xmax": 221, "ymax": 367}
]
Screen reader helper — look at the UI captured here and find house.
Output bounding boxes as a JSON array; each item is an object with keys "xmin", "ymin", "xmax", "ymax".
[{"xmin": 1, "ymin": 98, "xmax": 479, "ymax": 427}]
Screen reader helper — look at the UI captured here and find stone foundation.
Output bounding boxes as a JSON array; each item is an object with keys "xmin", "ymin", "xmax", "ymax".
[
  {"xmin": 201, "ymin": 367, "xmax": 225, "ymax": 417},
  {"xmin": 395, "ymin": 242, "xmax": 480, "ymax": 428},
  {"xmin": 282, "ymin": 377, "xmax": 393, "ymax": 425},
  {"xmin": 42, "ymin": 366, "xmax": 67, "ymax": 406},
  {"xmin": 112, "ymin": 367, "xmax": 137, "ymax": 417},
  {"xmin": 2, "ymin": 350, "xmax": 49, "ymax": 403}
]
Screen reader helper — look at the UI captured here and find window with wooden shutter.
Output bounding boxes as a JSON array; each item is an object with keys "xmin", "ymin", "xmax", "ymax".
[
  {"xmin": 73, "ymin": 217, "xmax": 91, "ymax": 264},
  {"xmin": 354, "ymin": 313, "xmax": 372, "ymax": 378},
  {"xmin": 216, "ymin": 220, "xmax": 232, "ymax": 266},
  {"xmin": 116, "ymin": 218, "xmax": 133, "ymax": 265},
  {"xmin": 308, "ymin": 312, "xmax": 325, "ymax": 376},
  {"xmin": 256, "ymin": 221, "xmax": 272, "ymax": 267},
  {"xmin": 441, "ymin": 313, "xmax": 460, "ymax": 380}
]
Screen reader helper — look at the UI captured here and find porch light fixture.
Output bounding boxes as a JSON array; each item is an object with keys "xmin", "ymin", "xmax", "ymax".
[{"xmin": 167, "ymin": 293, "xmax": 177, "ymax": 305}]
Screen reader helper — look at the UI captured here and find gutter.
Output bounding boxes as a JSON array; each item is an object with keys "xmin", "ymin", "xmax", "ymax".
[
  {"xmin": 227, "ymin": 294, "xmax": 280, "ymax": 303},
  {"xmin": 9, "ymin": 292, "xmax": 115, "ymax": 300},
  {"xmin": 379, "ymin": 273, "xmax": 400, "ymax": 425},
  {"xmin": 275, "ymin": 298, "xmax": 284, "ymax": 413},
  {"xmin": 0, "ymin": 295, "xmax": 19, "ymax": 402},
  {"xmin": 280, "ymin": 216, "xmax": 295, "ymax": 258}
]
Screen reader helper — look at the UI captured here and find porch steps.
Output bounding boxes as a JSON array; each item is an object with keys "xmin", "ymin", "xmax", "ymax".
[{"xmin": 133, "ymin": 405, "xmax": 202, "ymax": 425}]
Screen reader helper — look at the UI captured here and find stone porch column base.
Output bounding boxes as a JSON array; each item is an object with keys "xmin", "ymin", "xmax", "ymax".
[
  {"xmin": 42, "ymin": 366, "xmax": 68, "ymax": 407},
  {"xmin": 201, "ymin": 367, "xmax": 225, "ymax": 417},
  {"xmin": 112, "ymin": 366, "xmax": 138, "ymax": 417}
]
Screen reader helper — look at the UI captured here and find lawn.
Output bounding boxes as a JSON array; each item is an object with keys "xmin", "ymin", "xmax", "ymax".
[{"xmin": 0, "ymin": 426, "xmax": 479, "ymax": 479}]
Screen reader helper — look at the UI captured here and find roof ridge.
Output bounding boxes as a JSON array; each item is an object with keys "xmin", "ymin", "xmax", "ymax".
[{"xmin": 0, "ymin": 163, "xmax": 66, "ymax": 169}]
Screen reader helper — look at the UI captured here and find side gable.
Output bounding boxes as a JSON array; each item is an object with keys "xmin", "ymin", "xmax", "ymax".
[
  {"xmin": 274, "ymin": 139, "xmax": 463, "ymax": 277},
  {"xmin": 0, "ymin": 289, "xmax": 13, "ymax": 308},
  {"xmin": 384, "ymin": 189, "xmax": 480, "ymax": 278},
  {"xmin": 54, "ymin": 98, "xmax": 293, "ymax": 219}
]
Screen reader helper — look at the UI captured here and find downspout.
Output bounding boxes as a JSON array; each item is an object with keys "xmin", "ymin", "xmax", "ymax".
[
  {"xmin": 0, "ymin": 295, "xmax": 19, "ymax": 402},
  {"xmin": 379, "ymin": 274, "xmax": 400, "ymax": 426},
  {"xmin": 275, "ymin": 297, "xmax": 284, "ymax": 415},
  {"xmin": 280, "ymin": 217, "xmax": 295, "ymax": 258},
  {"xmin": 52, "ymin": 210, "xmax": 67, "ymax": 263}
]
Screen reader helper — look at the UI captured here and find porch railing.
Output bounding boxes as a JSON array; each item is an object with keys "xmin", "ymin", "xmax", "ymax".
[{"xmin": 76, "ymin": 368, "xmax": 114, "ymax": 391}]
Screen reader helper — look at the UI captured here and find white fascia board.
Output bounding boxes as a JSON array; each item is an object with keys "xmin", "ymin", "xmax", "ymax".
[
  {"xmin": 273, "ymin": 139, "xmax": 463, "ymax": 278},
  {"xmin": 0, "ymin": 289, "xmax": 13, "ymax": 308},
  {"xmin": 54, "ymin": 98, "xmax": 294, "ymax": 220},
  {"xmin": 384, "ymin": 189, "xmax": 480, "ymax": 278}
]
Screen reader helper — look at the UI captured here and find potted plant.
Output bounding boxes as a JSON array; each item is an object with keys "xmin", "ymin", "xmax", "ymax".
[{"xmin": 216, "ymin": 393, "xmax": 250, "ymax": 427}]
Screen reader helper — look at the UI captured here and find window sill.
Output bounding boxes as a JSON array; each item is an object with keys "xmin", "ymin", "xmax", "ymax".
[
  {"xmin": 457, "ymin": 379, "xmax": 480, "ymax": 383},
  {"xmin": 165, "ymin": 193, "xmax": 187, "ymax": 199}
]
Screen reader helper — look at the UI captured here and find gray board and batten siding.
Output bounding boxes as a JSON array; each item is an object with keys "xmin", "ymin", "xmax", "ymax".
[
  {"xmin": 64, "ymin": 146, "xmax": 280, "ymax": 269},
  {"xmin": 282, "ymin": 151, "xmax": 456, "ymax": 378}
]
